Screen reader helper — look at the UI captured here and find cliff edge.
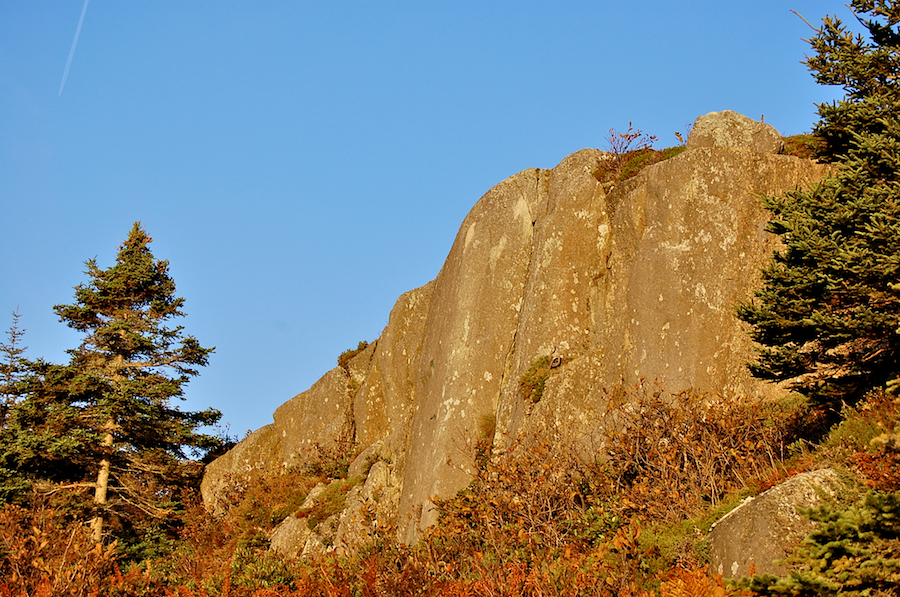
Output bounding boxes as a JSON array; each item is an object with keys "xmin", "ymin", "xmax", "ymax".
[{"xmin": 201, "ymin": 111, "xmax": 828, "ymax": 551}]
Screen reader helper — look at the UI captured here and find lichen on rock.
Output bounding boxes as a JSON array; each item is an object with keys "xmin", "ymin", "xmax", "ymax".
[{"xmin": 707, "ymin": 468, "xmax": 847, "ymax": 579}]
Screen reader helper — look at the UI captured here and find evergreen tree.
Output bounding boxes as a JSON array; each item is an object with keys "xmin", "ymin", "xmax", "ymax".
[
  {"xmin": 741, "ymin": 490, "xmax": 900, "ymax": 596},
  {"xmin": 0, "ymin": 308, "xmax": 33, "ymax": 503},
  {"xmin": 738, "ymin": 0, "xmax": 900, "ymax": 406},
  {"xmin": 0, "ymin": 307, "xmax": 27, "ymax": 427},
  {"xmin": 0, "ymin": 223, "xmax": 222, "ymax": 545}
]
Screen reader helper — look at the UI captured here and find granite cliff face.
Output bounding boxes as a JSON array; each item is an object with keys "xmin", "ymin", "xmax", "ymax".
[{"xmin": 201, "ymin": 111, "xmax": 828, "ymax": 552}]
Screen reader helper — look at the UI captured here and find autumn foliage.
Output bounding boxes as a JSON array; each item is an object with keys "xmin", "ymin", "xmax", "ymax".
[{"xmin": 2, "ymin": 377, "xmax": 898, "ymax": 595}]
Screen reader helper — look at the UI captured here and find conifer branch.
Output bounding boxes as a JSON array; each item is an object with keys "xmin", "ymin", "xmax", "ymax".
[{"xmin": 791, "ymin": 9, "xmax": 819, "ymax": 32}]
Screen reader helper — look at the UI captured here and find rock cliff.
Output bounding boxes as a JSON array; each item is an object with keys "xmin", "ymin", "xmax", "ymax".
[{"xmin": 201, "ymin": 111, "xmax": 828, "ymax": 552}]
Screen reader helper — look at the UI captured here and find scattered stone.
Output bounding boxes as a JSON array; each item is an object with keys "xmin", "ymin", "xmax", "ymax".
[{"xmin": 269, "ymin": 515, "xmax": 313, "ymax": 558}]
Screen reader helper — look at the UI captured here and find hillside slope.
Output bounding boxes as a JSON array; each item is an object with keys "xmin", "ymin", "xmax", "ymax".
[{"xmin": 202, "ymin": 111, "xmax": 827, "ymax": 550}]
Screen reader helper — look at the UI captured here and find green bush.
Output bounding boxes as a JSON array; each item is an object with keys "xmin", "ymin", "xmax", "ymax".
[
  {"xmin": 338, "ymin": 340, "xmax": 369, "ymax": 371},
  {"xmin": 740, "ymin": 490, "xmax": 900, "ymax": 596},
  {"xmin": 781, "ymin": 134, "xmax": 823, "ymax": 159},
  {"xmin": 519, "ymin": 356, "xmax": 552, "ymax": 403},
  {"xmin": 297, "ymin": 476, "xmax": 364, "ymax": 530}
]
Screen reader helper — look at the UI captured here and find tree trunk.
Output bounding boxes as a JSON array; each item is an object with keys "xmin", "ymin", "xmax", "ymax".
[
  {"xmin": 90, "ymin": 426, "xmax": 114, "ymax": 543},
  {"xmin": 90, "ymin": 347, "xmax": 126, "ymax": 543}
]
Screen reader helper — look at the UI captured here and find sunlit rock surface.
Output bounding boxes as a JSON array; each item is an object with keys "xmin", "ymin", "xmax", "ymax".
[{"xmin": 202, "ymin": 111, "xmax": 828, "ymax": 551}]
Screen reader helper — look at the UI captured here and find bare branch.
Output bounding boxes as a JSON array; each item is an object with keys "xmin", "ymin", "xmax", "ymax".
[
  {"xmin": 36, "ymin": 482, "xmax": 97, "ymax": 495},
  {"xmin": 792, "ymin": 9, "xmax": 819, "ymax": 32}
]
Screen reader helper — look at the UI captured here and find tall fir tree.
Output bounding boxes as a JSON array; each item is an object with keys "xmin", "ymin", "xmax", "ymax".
[
  {"xmin": 738, "ymin": 0, "xmax": 900, "ymax": 407},
  {"xmin": 0, "ymin": 223, "xmax": 222, "ymax": 544},
  {"xmin": 0, "ymin": 308, "xmax": 32, "ymax": 503},
  {"xmin": 0, "ymin": 307, "xmax": 27, "ymax": 427}
]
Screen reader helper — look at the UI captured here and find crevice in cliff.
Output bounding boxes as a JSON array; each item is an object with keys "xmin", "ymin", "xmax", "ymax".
[{"xmin": 494, "ymin": 174, "xmax": 546, "ymax": 438}]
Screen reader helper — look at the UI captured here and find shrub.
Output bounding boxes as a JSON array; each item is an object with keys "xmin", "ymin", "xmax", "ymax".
[
  {"xmin": 302, "ymin": 440, "xmax": 355, "ymax": 480},
  {"xmin": 597, "ymin": 383, "xmax": 792, "ymax": 521},
  {"xmin": 296, "ymin": 476, "xmax": 364, "ymax": 530},
  {"xmin": 780, "ymin": 134, "xmax": 823, "ymax": 159},
  {"xmin": 0, "ymin": 495, "xmax": 123, "ymax": 596},
  {"xmin": 519, "ymin": 356, "xmax": 552, "ymax": 403},
  {"xmin": 337, "ymin": 341, "xmax": 369, "ymax": 372},
  {"xmin": 593, "ymin": 123, "xmax": 688, "ymax": 185}
]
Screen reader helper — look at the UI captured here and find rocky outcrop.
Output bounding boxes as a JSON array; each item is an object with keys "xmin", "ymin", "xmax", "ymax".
[
  {"xmin": 687, "ymin": 110, "xmax": 784, "ymax": 154},
  {"xmin": 708, "ymin": 469, "xmax": 846, "ymax": 578},
  {"xmin": 200, "ymin": 362, "xmax": 362, "ymax": 515},
  {"xmin": 202, "ymin": 111, "xmax": 829, "ymax": 552}
]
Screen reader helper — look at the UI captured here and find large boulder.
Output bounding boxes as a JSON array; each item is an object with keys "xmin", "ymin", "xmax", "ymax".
[
  {"xmin": 708, "ymin": 469, "xmax": 846, "ymax": 579},
  {"xmin": 270, "ymin": 515, "xmax": 317, "ymax": 559},
  {"xmin": 687, "ymin": 110, "xmax": 784, "ymax": 154},
  {"xmin": 202, "ymin": 111, "xmax": 829, "ymax": 548}
]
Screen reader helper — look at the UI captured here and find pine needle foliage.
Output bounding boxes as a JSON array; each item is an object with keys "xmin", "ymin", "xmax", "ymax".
[
  {"xmin": 740, "ymin": 490, "xmax": 900, "ymax": 596},
  {"xmin": 0, "ymin": 308, "xmax": 26, "ymax": 427},
  {"xmin": 737, "ymin": 0, "xmax": 900, "ymax": 407},
  {"xmin": 0, "ymin": 223, "xmax": 222, "ymax": 548}
]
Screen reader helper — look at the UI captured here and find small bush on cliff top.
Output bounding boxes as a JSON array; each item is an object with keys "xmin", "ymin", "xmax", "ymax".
[
  {"xmin": 337, "ymin": 340, "xmax": 369, "ymax": 371},
  {"xmin": 780, "ymin": 133, "xmax": 823, "ymax": 159},
  {"xmin": 594, "ymin": 122, "xmax": 687, "ymax": 185}
]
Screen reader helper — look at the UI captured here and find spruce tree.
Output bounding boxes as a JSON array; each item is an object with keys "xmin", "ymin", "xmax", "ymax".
[
  {"xmin": 0, "ymin": 308, "xmax": 33, "ymax": 502},
  {"xmin": 738, "ymin": 0, "xmax": 900, "ymax": 407},
  {"xmin": 0, "ymin": 308, "xmax": 27, "ymax": 427},
  {"xmin": 741, "ymin": 491, "xmax": 900, "ymax": 596},
  {"xmin": 0, "ymin": 223, "xmax": 222, "ymax": 544}
]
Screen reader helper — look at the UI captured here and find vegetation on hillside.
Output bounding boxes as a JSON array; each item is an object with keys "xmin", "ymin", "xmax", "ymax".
[
  {"xmin": 2, "ymin": 382, "xmax": 897, "ymax": 595},
  {"xmin": 1, "ymin": 1, "xmax": 899, "ymax": 595}
]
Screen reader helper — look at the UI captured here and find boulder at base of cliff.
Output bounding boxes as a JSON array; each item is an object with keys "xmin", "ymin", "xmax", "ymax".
[{"xmin": 707, "ymin": 469, "xmax": 846, "ymax": 579}]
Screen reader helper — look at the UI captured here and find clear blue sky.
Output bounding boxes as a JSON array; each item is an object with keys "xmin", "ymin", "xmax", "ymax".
[{"xmin": 1, "ymin": 1, "xmax": 853, "ymax": 436}]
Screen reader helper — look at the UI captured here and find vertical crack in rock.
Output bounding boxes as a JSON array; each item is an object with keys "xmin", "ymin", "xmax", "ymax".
[{"xmin": 495, "ymin": 173, "xmax": 542, "ymax": 443}]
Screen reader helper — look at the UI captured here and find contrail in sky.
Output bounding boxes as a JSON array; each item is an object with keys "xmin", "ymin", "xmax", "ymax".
[{"xmin": 59, "ymin": 0, "xmax": 90, "ymax": 96}]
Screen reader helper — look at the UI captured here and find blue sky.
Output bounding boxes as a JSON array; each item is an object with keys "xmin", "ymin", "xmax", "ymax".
[{"xmin": 1, "ymin": 1, "xmax": 854, "ymax": 436}]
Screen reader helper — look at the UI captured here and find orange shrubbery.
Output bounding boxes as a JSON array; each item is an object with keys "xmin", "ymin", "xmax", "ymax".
[
  {"xmin": 596, "ymin": 384, "xmax": 793, "ymax": 521},
  {"xmin": 9, "ymin": 382, "xmax": 898, "ymax": 596},
  {"xmin": 0, "ymin": 494, "xmax": 135, "ymax": 596},
  {"xmin": 383, "ymin": 385, "xmax": 794, "ymax": 595},
  {"xmin": 654, "ymin": 564, "xmax": 752, "ymax": 597}
]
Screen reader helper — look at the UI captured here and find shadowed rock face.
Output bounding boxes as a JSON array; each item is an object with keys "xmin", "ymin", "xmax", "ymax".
[
  {"xmin": 708, "ymin": 469, "xmax": 844, "ymax": 578},
  {"xmin": 201, "ymin": 111, "xmax": 828, "ymax": 551}
]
